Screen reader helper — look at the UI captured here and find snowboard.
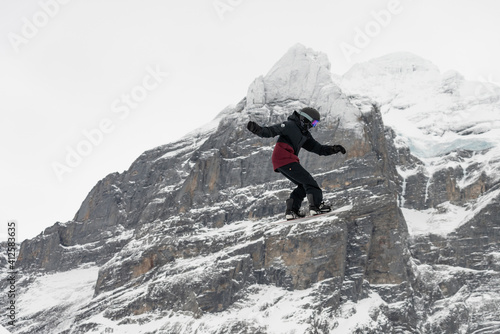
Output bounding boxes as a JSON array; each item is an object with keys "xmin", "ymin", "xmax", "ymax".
[
  {"xmin": 272, "ymin": 204, "xmax": 353, "ymax": 224},
  {"xmin": 273, "ymin": 211, "xmax": 338, "ymax": 224}
]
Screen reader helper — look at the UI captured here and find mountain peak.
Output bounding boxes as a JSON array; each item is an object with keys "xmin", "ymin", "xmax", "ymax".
[
  {"xmin": 246, "ymin": 44, "xmax": 333, "ymax": 108},
  {"xmin": 340, "ymin": 52, "xmax": 442, "ymax": 104},
  {"xmin": 349, "ymin": 52, "xmax": 440, "ymax": 75},
  {"xmin": 267, "ymin": 43, "xmax": 331, "ymax": 74}
]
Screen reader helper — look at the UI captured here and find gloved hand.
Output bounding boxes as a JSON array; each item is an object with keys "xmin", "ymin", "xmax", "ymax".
[
  {"xmin": 247, "ymin": 121, "xmax": 262, "ymax": 135},
  {"xmin": 325, "ymin": 145, "xmax": 346, "ymax": 155}
]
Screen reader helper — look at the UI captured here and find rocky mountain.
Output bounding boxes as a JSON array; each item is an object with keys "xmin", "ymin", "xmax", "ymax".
[{"xmin": 2, "ymin": 44, "xmax": 500, "ymax": 333}]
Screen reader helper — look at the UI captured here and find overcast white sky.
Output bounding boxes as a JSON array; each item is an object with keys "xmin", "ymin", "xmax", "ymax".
[{"xmin": 1, "ymin": 0, "xmax": 499, "ymax": 241}]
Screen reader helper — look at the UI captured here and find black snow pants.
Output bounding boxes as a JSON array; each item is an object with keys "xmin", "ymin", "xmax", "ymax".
[{"xmin": 277, "ymin": 162, "xmax": 322, "ymax": 210}]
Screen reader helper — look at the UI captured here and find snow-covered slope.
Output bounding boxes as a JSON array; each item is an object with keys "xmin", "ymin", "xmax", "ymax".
[
  {"xmin": 341, "ymin": 52, "xmax": 500, "ymax": 158},
  {"xmin": 340, "ymin": 52, "xmax": 500, "ymax": 233}
]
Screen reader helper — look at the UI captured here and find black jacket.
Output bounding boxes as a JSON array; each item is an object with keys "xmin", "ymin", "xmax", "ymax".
[{"xmin": 257, "ymin": 111, "xmax": 331, "ymax": 171}]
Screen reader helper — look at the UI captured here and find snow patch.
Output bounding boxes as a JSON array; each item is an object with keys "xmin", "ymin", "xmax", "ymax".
[
  {"xmin": 334, "ymin": 292, "xmax": 388, "ymax": 333},
  {"xmin": 16, "ymin": 265, "xmax": 98, "ymax": 333},
  {"xmin": 403, "ymin": 187, "xmax": 500, "ymax": 236},
  {"xmin": 403, "ymin": 202, "xmax": 471, "ymax": 237}
]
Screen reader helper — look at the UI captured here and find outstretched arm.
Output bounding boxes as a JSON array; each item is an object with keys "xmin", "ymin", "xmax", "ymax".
[
  {"xmin": 247, "ymin": 121, "xmax": 263, "ymax": 136},
  {"xmin": 246, "ymin": 121, "xmax": 286, "ymax": 138},
  {"xmin": 303, "ymin": 137, "xmax": 346, "ymax": 156},
  {"xmin": 325, "ymin": 145, "xmax": 347, "ymax": 155}
]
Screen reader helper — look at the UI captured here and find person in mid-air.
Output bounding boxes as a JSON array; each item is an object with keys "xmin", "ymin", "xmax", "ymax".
[{"xmin": 246, "ymin": 107, "xmax": 346, "ymax": 220}]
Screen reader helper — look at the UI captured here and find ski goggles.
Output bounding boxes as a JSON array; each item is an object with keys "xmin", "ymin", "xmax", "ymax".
[{"xmin": 299, "ymin": 111, "xmax": 319, "ymax": 127}]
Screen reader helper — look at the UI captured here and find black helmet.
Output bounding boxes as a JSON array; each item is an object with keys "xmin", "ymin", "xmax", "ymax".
[{"xmin": 298, "ymin": 107, "xmax": 320, "ymax": 128}]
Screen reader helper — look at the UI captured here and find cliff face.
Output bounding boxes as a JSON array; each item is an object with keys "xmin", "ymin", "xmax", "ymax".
[
  {"xmin": 5, "ymin": 45, "xmax": 500, "ymax": 334},
  {"xmin": 341, "ymin": 53, "xmax": 500, "ymax": 333}
]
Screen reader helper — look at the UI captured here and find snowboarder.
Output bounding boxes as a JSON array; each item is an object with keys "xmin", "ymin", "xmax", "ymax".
[{"xmin": 246, "ymin": 107, "xmax": 346, "ymax": 220}]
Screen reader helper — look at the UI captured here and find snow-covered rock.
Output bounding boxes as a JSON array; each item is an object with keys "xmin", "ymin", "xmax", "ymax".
[{"xmin": 247, "ymin": 43, "xmax": 332, "ymax": 107}]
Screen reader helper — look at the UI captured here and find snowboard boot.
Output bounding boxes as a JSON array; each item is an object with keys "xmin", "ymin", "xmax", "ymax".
[
  {"xmin": 307, "ymin": 194, "xmax": 332, "ymax": 216},
  {"xmin": 310, "ymin": 202, "xmax": 332, "ymax": 216},
  {"xmin": 285, "ymin": 198, "xmax": 306, "ymax": 220}
]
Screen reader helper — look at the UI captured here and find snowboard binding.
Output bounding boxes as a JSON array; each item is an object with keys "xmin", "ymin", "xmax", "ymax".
[
  {"xmin": 285, "ymin": 199, "xmax": 306, "ymax": 220},
  {"xmin": 309, "ymin": 201, "xmax": 332, "ymax": 216},
  {"xmin": 285, "ymin": 196, "xmax": 332, "ymax": 220},
  {"xmin": 307, "ymin": 194, "xmax": 332, "ymax": 216}
]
